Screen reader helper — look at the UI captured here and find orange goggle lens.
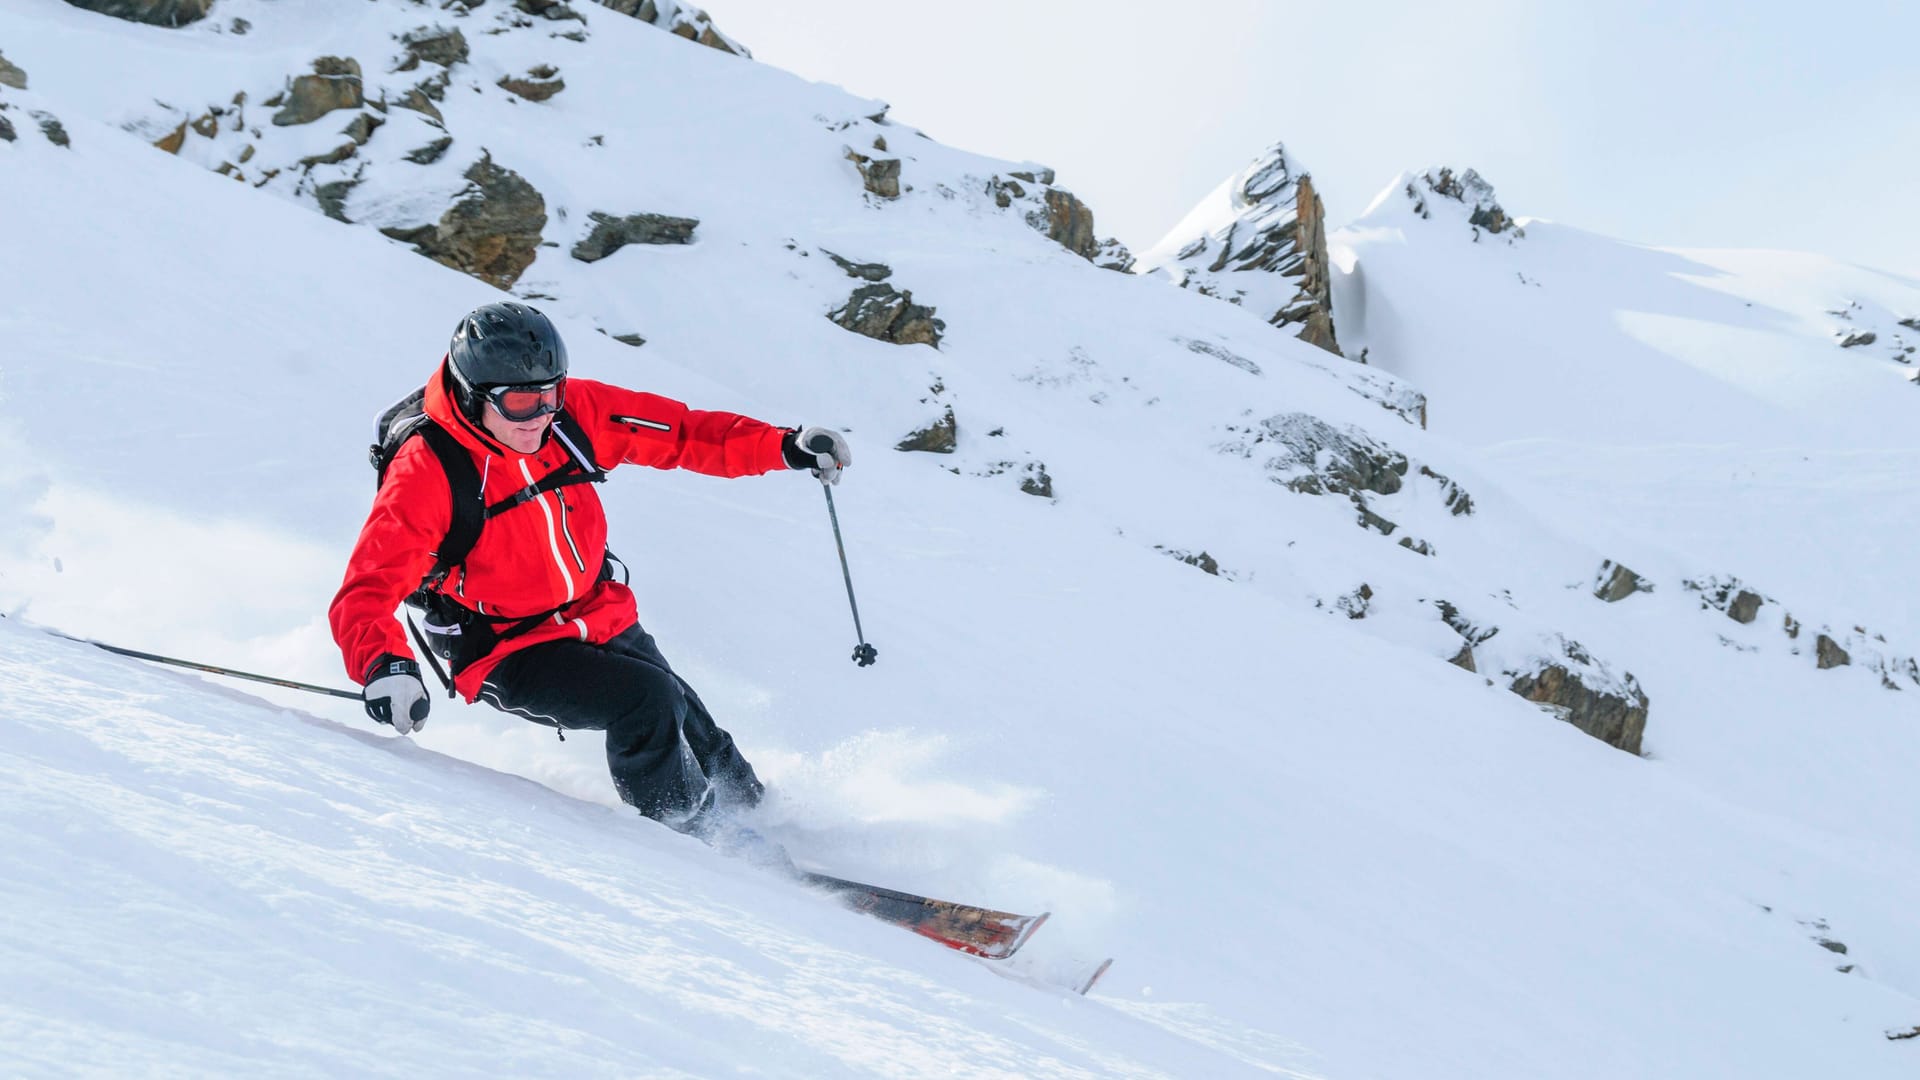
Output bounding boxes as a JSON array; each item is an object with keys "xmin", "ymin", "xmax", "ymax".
[{"xmin": 487, "ymin": 379, "xmax": 565, "ymax": 422}]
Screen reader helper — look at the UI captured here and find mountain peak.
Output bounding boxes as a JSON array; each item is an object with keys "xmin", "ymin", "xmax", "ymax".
[{"xmin": 1136, "ymin": 140, "xmax": 1342, "ymax": 356}]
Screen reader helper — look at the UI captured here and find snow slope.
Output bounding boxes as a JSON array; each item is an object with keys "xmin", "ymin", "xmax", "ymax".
[{"xmin": 3, "ymin": 2, "xmax": 1919, "ymax": 1076}]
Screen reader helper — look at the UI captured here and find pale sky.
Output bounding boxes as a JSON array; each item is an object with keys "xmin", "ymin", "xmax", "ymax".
[{"xmin": 702, "ymin": 0, "xmax": 1920, "ymax": 279}]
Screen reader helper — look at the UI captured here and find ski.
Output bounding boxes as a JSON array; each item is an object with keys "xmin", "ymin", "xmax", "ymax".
[{"xmin": 796, "ymin": 871, "xmax": 1050, "ymax": 960}]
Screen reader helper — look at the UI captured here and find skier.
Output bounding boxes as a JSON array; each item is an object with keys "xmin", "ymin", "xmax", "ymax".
[{"xmin": 328, "ymin": 301, "xmax": 850, "ymax": 850}]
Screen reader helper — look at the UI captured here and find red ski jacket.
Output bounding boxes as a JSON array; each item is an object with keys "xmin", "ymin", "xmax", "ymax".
[{"xmin": 329, "ymin": 360, "xmax": 791, "ymax": 700}]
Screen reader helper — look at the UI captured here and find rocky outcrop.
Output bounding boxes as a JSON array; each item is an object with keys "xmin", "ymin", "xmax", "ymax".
[
  {"xmin": 1135, "ymin": 143, "xmax": 1341, "ymax": 357},
  {"xmin": 1816, "ymin": 634, "xmax": 1851, "ymax": 669},
  {"xmin": 0, "ymin": 53, "xmax": 26, "ymax": 91},
  {"xmin": 1507, "ymin": 638, "xmax": 1649, "ymax": 754},
  {"xmin": 273, "ymin": 58, "xmax": 364, "ymax": 127},
  {"xmin": 829, "ymin": 284, "xmax": 944, "ymax": 347},
  {"xmin": 380, "ymin": 153, "xmax": 547, "ymax": 289},
  {"xmin": 896, "ymin": 407, "xmax": 956, "ymax": 453},
  {"xmin": 404, "ymin": 136, "xmax": 453, "ymax": 165},
  {"xmin": 1685, "ymin": 576, "xmax": 1767, "ymax": 624},
  {"xmin": 398, "ymin": 26, "xmax": 469, "ymax": 70},
  {"xmin": 35, "ymin": 113, "xmax": 70, "ymax": 148},
  {"xmin": 1683, "ymin": 575, "xmax": 1918, "ymax": 687},
  {"xmin": 845, "ymin": 149, "xmax": 901, "ymax": 199},
  {"xmin": 61, "ymin": 0, "xmax": 211, "ymax": 26},
  {"xmin": 593, "ymin": 0, "xmax": 750, "ymax": 57},
  {"xmin": 1043, "ymin": 189, "xmax": 1098, "ymax": 260},
  {"xmin": 1239, "ymin": 413, "xmax": 1408, "ymax": 499},
  {"xmin": 821, "ymin": 250, "xmax": 892, "ymax": 282},
  {"xmin": 500, "ymin": 66, "xmax": 565, "ymax": 102},
  {"xmin": 981, "ymin": 170, "xmax": 1127, "ymax": 266},
  {"xmin": 1594, "ymin": 560, "xmax": 1654, "ymax": 602},
  {"xmin": 1094, "ymin": 237, "xmax": 1135, "ymax": 273},
  {"xmin": 571, "ymin": 211, "xmax": 698, "ymax": 262},
  {"xmin": 1404, "ymin": 167, "xmax": 1519, "ymax": 239}
]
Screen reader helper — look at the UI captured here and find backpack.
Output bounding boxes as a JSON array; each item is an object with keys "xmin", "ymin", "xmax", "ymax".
[{"xmin": 369, "ymin": 386, "xmax": 613, "ymax": 690}]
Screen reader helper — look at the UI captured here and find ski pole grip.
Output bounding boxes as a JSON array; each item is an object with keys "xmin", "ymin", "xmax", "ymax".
[{"xmin": 806, "ymin": 433, "xmax": 837, "ymax": 454}]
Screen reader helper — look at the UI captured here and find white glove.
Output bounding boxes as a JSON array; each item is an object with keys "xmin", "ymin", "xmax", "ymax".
[
  {"xmin": 364, "ymin": 655, "xmax": 430, "ymax": 735},
  {"xmin": 787, "ymin": 426, "xmax": 852, "ymax": 485}
]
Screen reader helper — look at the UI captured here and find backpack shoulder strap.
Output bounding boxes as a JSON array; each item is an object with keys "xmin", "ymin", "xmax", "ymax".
[
  {"xmin": 551, "ymin": 407, "xmax": 604, "ymax": 475},
  {"xmin": 413, "ymin": 420, "xmax": 485, "ymax": 579}
]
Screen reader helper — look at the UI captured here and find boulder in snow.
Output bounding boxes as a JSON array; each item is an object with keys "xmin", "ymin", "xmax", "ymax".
[
  {"xmin": 380, "ymin": 153, "xmax": 548, "ymax": 290},
  {"xmin": 500, "ymin": 66, "xmax": 566, "ymax": 103},
  {"xmin": 1815, "ymin": 634, "xmax": 1851, "ymax": 670},
  {"xmin": 571, "ymin": 211, "xmax": 699, "ymax": 262},
  {"xmin": 1042, "ymin": 189, "xmax": 1099, "ymax": 261},
  {"xmin": 593, "ymin": 0, "xmax": 750, "ymax": 56},
  {"xmin": 821, "ymin": 250, "xmax": 892, "ymax": 282},
  {"xmin": 845, "ymin": 149, "xmax": 901, "ymax": 199},
  {"xmin": 829, "ymin": 283, "xmax": 944, "ymax": 347},
  {"xmin": 398, "ymin": 27, "xmax": 469, "ymax": 71},
  {"xmin": 1507, "ymin": 638, "xmax": 1649, "ymax": 755},
  {"xmin": 1593, "ymin": 560, "xmax": 1654, "ymax": 603},
  {"xmin": 0, "ymin": 52, "xmax": 26, "ymax": 90},
  {"xmin": 895, "ymin": 406, "xmax": 957, "ymax": 454},
  {"xmin": 61, "ymin": 0, "xmax": 210, "ymax": 27},
  {"xmin": 273, "ymin": 58, "xmax": 365, "ymax": 127}
]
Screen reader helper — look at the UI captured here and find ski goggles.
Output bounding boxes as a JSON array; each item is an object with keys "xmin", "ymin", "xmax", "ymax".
[{"xmin": 484, "ymin": 378, "xmax": 566, "ymax": 422}]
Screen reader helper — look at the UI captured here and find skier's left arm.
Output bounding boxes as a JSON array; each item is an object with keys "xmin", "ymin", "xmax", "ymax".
[{"xmin": 576, "ymin": 380, "xmax": 850, "ymax": 481}]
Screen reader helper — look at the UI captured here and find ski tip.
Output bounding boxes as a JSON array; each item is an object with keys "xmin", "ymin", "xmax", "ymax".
[
  {"xmin": 1006, "ymin": 910, "xmax": 1050, "ymax": 958},
  {"xmin": 1076, "ymin": 957, "xmax": 1115, "ymax": 996}
]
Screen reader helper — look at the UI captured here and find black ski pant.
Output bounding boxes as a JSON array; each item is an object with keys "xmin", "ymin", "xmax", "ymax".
[{"xmin": 477, "ymin": 622, "xmax": 763, "ymax": 826}]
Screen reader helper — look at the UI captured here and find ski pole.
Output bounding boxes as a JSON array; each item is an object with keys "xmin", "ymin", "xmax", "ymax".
[
  {"xmin": 48, "ymin": 627, "xmax": 360, "ymax": 700},
  {"xmin": 810, "ymin": 436, "xmax": 876, "ymax": 667}
]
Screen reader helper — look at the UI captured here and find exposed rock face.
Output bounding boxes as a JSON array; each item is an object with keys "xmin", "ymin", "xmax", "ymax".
[
  {"xmin": 896, "ymin": 407, "xmax": 957, "ymax": 453},
  {"xmin": 1507, "ymin": 639, "xmax": 1649, "ymax": 754},
  {"xmin": 1093, "ymin": 237, "xmax": 1135, "ymax": 273},
  {"xmin": 821, "ymin": 250, "xmax": 892, "ymax": 282},
  {"xmin": 1043, "ymin": 189, "xmax": 1098, "ymax": 260},
  {"xmin": 593, "ymin": 0, "xmax": 750, "ymax": 57},
  {"xmin": 380, "ymin": 154, "xmax": 547, "ymax": 289},
  {"xmin": 571, "ymin": 211, "xmax": 698, "ymax": 262},
  {"xmin": 1404, "ymin": 167, "xmax": 1518, "ymax": 238},
  {"xmin": 1245, "ymin": 413, "xmax": 1408, "ymax": 499},
  {"xmin": 62, "ymin": 0, "xmax": 211, "ymax": 26},
  {"xmin": 273, "ymin": 58, "xmax": 365, "ymax": 127},
  {"xmin": 0, "ymin": 53, "xmax": 26, "ymax": 90},
  {"xmin": 0, "ymin": 112, "xmax": 14, "ymax": 144},
  {"xmin": 1019, "ymin": 462, "xmax": 1053, "ymax": 498},
  {"xmin": 845, "ymin": 149, "xmax": 901, "ymax": 199},
  {"xmin": 1135, "ymin": 143, "xmax": 1341, "ymax": 357},
  {"xmin": 399, "ymin": 26, "xmax": 469, "ymax": 70},
  {"xmin": 829, "ymin": 284, "xmax": 944, "ymax": 347},
  {"xmin": 1686, "ymin": 576, "xmax": 1767, "ymax": 624},
  {"xmin": 500, "ymin": 66, "xmax": 565, "ymax": 102},
  {"xmin": 35, "ymin": 113, "xmax": 70, "ymax": 148},
  {"xmin": 404, "ymin": 136, "xmax": 453, "ymax": 165},
  {"xmin": 152, "ymin": 120, "xmax": 187, "ymax": 154},
  {"xmin": 1594, "ymin": 560, "xmax": 1654, "ymax": 602},
  {"xmin": 1816, "ymin": 634, "xmax": 1851, "ymax": 669}
]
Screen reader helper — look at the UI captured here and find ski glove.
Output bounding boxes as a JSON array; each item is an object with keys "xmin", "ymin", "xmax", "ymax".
[
  {"xmin": 782, "ymin": 427, "xmax": 852, "ymax": 485},
  {"xmin": 363, "ymin": 654, "xmax": 430, "ymax": 735}
]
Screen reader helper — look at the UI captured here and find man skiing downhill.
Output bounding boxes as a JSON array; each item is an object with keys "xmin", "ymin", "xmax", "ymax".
[{"xmin": 328, "ymin": 301, "xmax": 850, "ymax": 849}]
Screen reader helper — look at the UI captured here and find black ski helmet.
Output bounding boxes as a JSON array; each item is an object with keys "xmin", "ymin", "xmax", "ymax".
[{"xmin": 447, "ymin": 301, "xmax": 568, "ymax": 421}]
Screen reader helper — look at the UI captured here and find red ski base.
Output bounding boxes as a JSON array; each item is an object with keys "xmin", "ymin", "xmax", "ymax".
[{"xmin": 798, "ymin": 871, "xmax": 1050, "ymax": 960}]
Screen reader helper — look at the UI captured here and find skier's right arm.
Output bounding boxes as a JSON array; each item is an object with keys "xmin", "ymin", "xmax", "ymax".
[{"xmin": 328, "ymin": 439, "xmax": 453, "ymax": 685}]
